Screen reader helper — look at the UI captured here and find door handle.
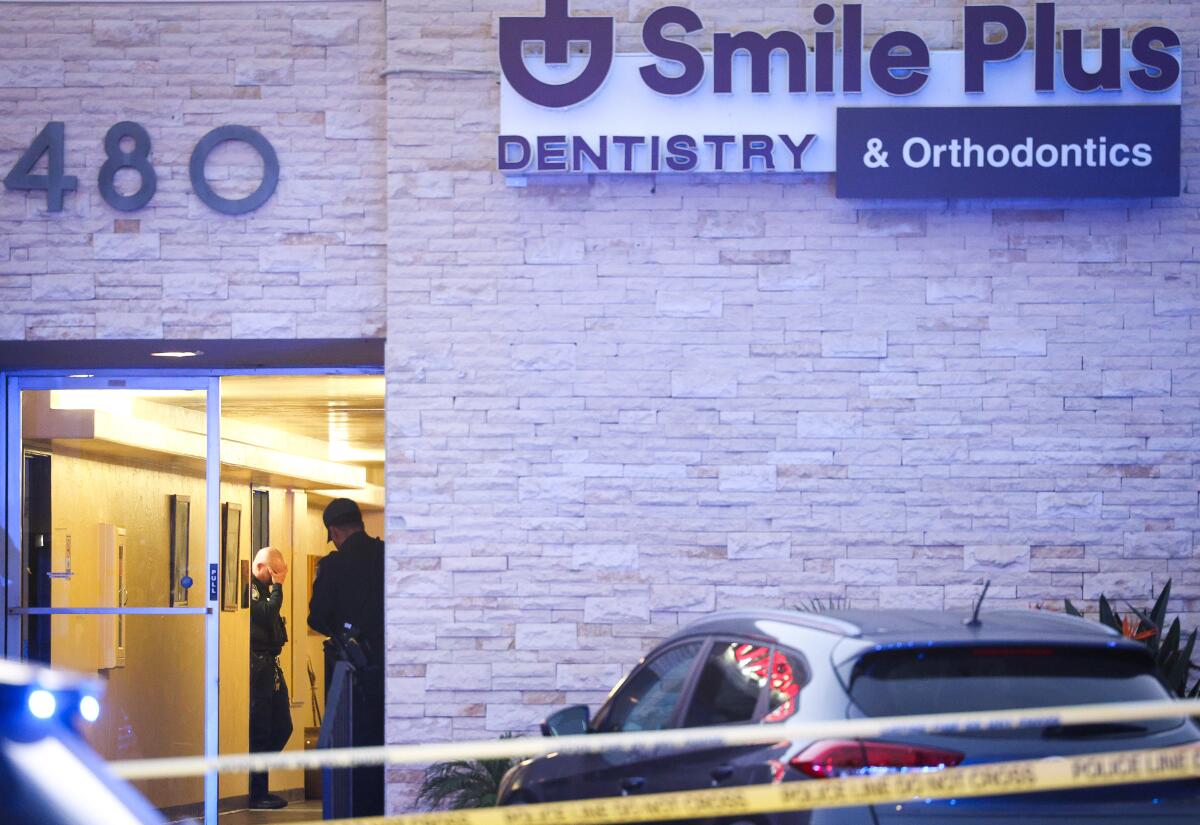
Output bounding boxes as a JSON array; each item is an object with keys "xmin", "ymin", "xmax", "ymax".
[
  {"xmin": 620, "ymin": 776, "xmax": 646, "ymax": 795},
  {"xmin": 710, "ymin": 764, "xmax": 734, "ymax": 783},
  {"xmin": 48, "ymin": 542, "xmax": 74, "ymax": 580}
]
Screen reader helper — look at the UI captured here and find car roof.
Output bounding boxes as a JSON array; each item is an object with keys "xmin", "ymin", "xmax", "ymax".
[{"xmin": 670, "ymin": 607, "xmax": 1130, "ymax": 648}]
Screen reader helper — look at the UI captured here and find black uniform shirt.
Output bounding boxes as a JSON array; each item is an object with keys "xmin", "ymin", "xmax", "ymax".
[
  {"xmin": 250, "ymin": 577, "xmax": 287, "ymax": 655},
  {"xmin": 307, "ymin": 530, "xmax": 385, "ymax": 663}
]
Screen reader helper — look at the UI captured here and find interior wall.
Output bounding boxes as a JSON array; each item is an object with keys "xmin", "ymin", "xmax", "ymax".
[
  {"xmin": 218, "ymin": 486, "xmax": 325, "ymax": 799},
  {"xmin": 48, "ymin": 447, "xmax": 211, "ymax": 808}
]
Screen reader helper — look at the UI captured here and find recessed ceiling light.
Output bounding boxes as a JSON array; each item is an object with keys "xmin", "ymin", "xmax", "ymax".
[
  {"xmin": 68, "ymin": 374, "xmax": 94, "ymax": 379},
  {"xmin": 150, "ymin": 351, "xmax": 203, "ymax": 358}
]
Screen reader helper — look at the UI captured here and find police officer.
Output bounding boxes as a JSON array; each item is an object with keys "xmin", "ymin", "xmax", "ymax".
[
  {"xmin": 249, "ymin": 546, "xmax": 293, "ymax": 809},
  {"xmin": 309, "ymin": 498, "xmax": 385, "ymax": 816}
]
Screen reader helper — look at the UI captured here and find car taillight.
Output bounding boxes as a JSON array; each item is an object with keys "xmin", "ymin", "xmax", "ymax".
[{"xmin": 790, "ymin": 740, "xmax": 965, "ymax": 779}]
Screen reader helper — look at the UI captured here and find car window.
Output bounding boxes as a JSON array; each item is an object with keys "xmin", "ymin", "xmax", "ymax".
[
  {"xmin": 599, "ymin": 642, "xmax": 702, "ymax": 733},
  {"xmin": 847, "ymin": 646, "xmax": 1178, "ymax": 731},
  {"xmin": 683, "ymin": 641, "xmax": 769, "ymax": 727}
]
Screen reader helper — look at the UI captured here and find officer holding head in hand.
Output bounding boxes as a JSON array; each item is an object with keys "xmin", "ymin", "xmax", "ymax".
[{"xmin": 248, "ymin": 546, "xmax": 293, "ymax": 810}]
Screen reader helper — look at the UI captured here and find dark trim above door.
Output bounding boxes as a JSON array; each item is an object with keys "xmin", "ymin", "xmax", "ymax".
[{"xmin": 0, "ymin": 338, "xmax": 384, "ymax": 371}]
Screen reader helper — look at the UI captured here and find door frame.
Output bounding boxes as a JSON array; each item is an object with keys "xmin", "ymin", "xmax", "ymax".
[
  {"xmin": 5, "ymin": 373, "xmax": 220, "ymax": 823},
  {"xmin": 2, "ymin": 365, "xmax": 383, "ymax": 825}
]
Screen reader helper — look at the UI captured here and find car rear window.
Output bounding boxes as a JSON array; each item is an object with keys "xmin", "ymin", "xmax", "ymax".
[{"xmin": 847, "ymin": 646, "xmax": 1175, "ymax": 721}]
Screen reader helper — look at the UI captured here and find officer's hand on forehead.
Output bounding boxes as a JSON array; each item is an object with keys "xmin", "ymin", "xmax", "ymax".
[{"xmin": 254, "ymin": 547, "xmax": 287, "ymax": 583}]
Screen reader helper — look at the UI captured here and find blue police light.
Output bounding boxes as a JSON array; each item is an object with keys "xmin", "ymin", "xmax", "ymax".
[
  {"xmin": 80, "ymin": 694, "xmax": 101, "ymax": 723},
  {"xmin": 28, "ymin": 688, "xmax": 57, "ymax": 719}
]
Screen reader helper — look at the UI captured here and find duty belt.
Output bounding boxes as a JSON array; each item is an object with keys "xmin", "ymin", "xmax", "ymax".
[{"xmin": 252, "ymin": 651, "xmax": 284, "ymax": 691}]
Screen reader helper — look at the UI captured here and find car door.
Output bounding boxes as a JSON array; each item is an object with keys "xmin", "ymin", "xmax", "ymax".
[
  {"xmin": 673, "ymin": 640, "xmax": 811, "ymax": 823},
  {"xmin": 571, "ymin": 639, "xmax": 706, "ymax": 802}
]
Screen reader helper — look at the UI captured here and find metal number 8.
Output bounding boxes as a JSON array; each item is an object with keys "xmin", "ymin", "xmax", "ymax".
[{"xmin": 98, "ymin": 121, "xmax": 157, "ymax": 212}]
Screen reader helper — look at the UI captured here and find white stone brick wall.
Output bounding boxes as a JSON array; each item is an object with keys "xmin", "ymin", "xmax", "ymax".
[
  {"xmin": 0, "ymin": 1, "xmax": 386, "ymax": 340},
  {"xmin": 1, "ymin": 0, "xmax": 1198, "ymax": 814},
  {"xmin": 384, "ymin": 0, "xmax": 1200, "ymax": 809}
]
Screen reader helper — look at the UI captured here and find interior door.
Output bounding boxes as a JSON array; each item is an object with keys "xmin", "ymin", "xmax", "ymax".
[{"xmin": 5, "ymin": 376, "xmax": 220, "ymax": 825}]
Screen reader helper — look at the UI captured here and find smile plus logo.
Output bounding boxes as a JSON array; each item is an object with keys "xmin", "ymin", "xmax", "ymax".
[{"xmin": 498, "ymin": 0, "xmax": 615, "ymax": 108}]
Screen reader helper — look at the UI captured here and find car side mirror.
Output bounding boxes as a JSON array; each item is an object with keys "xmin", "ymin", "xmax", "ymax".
[{"xmin": 541, "ymin": 704, "xmax": 590, "ymax": 737}]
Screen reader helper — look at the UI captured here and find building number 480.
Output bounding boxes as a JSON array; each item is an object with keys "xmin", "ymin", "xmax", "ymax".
[{"xmin": 3, "ymin": 121, "xmax": 280, "ymax": 216}]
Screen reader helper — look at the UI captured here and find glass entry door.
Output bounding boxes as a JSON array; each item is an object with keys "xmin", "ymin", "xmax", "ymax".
[{"xmin": 5, "ymin": 376, "xmax": 220, "ymax": 825}]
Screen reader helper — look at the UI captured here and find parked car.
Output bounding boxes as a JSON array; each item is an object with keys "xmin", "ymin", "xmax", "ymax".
[
  {"xmin": 497, "ymin": 609, "xmax": 1200, "ymax": 823},
  {"xmin": 0, "ymin": 658, "xmax": 164, "ymax": 825}
]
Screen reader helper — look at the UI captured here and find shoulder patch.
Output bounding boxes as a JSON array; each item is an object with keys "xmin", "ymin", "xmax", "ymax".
[{"xmin": 251, "ymin": 585, "xmax": 260, "ymax": 601}]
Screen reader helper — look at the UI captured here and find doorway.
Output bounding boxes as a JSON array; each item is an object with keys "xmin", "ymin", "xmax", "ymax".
[
  {"xmin": 4, "ymin": 371, "xmax": 384, "ymax": 825},
  {"xmin": 211, "ymin": 374, "xmax": 384, "ymax": 823}
]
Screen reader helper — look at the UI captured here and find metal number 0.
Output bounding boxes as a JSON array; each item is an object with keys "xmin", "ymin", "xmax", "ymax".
[
  {"xmin": 98, "ymin": 121, "xmax": 157, "ymax": 212},
  {"xmin": 188, "ymin": 125, "xmax": 279, "ymax": 216}
]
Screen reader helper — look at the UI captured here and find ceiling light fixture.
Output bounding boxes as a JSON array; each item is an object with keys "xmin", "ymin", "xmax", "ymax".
[
  {"xmin": 67, "ymin": 374, "xmax": 95, "ymax": 379},
  {"xmin": 150, "ymin": 351, "xmax": 203, "ymax": 358}
]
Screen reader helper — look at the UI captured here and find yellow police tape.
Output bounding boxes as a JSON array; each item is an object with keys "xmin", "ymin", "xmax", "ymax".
[
  {"xmin": 111, "ymin": 698, "xmax": 1200, "ymax": 780},
  {"xmin": 284, "ymin": 743, "xmax": 1200, "ymax": 825}
]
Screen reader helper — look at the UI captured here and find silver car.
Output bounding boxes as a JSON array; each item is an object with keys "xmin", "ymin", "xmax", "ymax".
[{"xmin": 498, "ymin": 608, "xmax": 1200, "ymax": 824}]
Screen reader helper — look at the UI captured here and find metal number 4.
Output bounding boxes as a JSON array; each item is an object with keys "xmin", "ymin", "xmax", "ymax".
[{"xmin": 3, "ymin": 122, "xmax": 79, "ymax": 212}]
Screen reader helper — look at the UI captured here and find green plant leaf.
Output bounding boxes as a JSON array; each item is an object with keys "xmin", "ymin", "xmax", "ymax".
[
  {"xmin": 415, "ymin": 733, "xmax": 519, "ymax": 811},
  {"xmin": 795, "ymin": 596, "xmax": 848, "ymax": 614},
  {"xmin": 1166, "ymin": 629, "xmax": 1197, "ymax": 698},
  {"xmin": 1064, "ymin": 600, "xmax": 1083, "ymax": 618},
  {"xmin": 1162, "ymin": 650, "xmax": 1182, "ymax": 693},
  {"xmin": 1098, "ymin": 595, "xmax": 1121, "ymax": 632},
  {"xmin": 1160, "ymin": 618, "xmax": 1181, "ymax": 665},
  {"xmin": 1149, "ymin": 579, "xmax": 1172, "ymax": 631}
]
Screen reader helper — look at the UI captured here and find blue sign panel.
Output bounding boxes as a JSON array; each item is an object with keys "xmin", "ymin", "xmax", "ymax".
[
  {"xmin": 209, "ymin": 563, "xmax": 219, "ymax": 602},
  {"xmin": 836, "ymin": 106, "xmax": 1180, "ymax": 199}
]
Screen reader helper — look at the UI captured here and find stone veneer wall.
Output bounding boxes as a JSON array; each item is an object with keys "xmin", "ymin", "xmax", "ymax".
[
  {"xmin": 383, "ymin": 0, "xmax": 1200, "ymax": 809},
  {"xmin": 0, "ymin": 1, "xmax": 386, "ymax": 340}
]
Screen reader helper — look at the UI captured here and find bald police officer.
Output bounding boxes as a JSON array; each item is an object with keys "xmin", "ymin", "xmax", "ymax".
[
  {"xmin": 309, "ymin": 498, "xmax": 384, "ymax": 816},
  {"xmin": 249, "ymin": 547, "xmax": 292, "ymax": 810}
]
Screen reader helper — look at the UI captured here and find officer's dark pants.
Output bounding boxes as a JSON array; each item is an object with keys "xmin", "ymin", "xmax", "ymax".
[
  {"xmin": 324, "ymin": 646, "xmax": 385, "ymax": 816},
  {"xmin": 249, "ymin": 651, "xmax": 293, "ymax": 801},
  {"xmin": 352, "ymin": 668, "xmax": 385, "ymax": 816}
]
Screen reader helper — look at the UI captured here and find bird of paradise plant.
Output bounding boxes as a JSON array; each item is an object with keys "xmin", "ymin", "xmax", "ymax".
[
  {"xmin": 1121, "ymin": 615, "xmax": 1156, "ymax": 642},
  {"xmin": 1066, "ymin": 579, "xmax": 1198, "ymax": 698}
]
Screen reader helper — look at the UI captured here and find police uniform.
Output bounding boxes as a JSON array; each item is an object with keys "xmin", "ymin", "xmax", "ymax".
[
  {"xmin": 307, "ymin": 530, "xmax": 385, "ymax": 657},
  {"xmin": 309, "ymin": 498, "xmax": 385, "ymax": 816},
  {"xmin": 249, "ymin": 575, "xmax": 293, "ymax": 806}
]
